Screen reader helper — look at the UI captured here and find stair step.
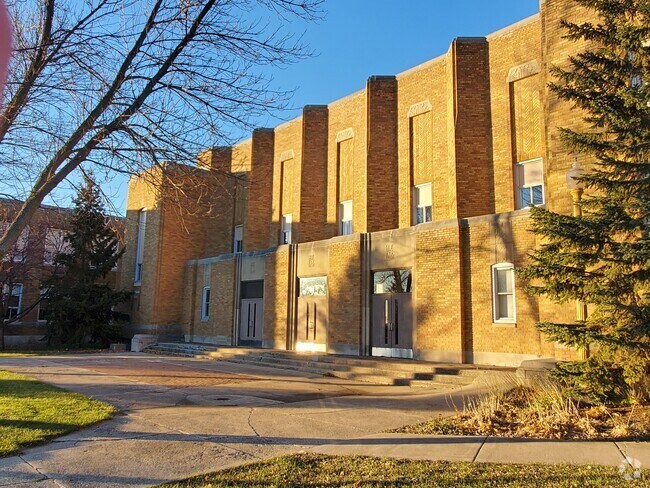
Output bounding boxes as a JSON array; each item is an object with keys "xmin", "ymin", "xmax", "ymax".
[{"xmin": 141, "ymin": 342, "xmax": 513, "ymax": 388}]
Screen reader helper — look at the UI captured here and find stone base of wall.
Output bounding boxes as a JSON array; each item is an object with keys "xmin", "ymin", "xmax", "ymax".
[
  {"xmin": 4, "ymin": 335, "xmax": 47, "ymax": 349},
  {"xmin": 184, "ymin": 334, "xmax": 231, "ymax": 345},
  {"xmin": 468, "ymin": 351, "xmax": 545, "ymax": 368},
  {"xmin": 328, "ymin": 343, "xmax": 359, "ymax": 356},
  {"xmin": 417, "ymin": 349, "xmax": 463, "ymax": 364}
]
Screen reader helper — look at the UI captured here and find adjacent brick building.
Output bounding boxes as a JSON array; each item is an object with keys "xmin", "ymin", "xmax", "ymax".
[
  {"xmin": 121, "ymin": 0, "xmax": 595, "ymax": 366},
  {"xmin": 0, "ymin": 199, "xmax": 123, "ymax": 348}
]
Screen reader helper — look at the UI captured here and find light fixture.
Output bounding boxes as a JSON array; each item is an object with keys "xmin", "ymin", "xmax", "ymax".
[{"xmin": 566, "ymin": 159, "xmax": 586, "ymax": 190}]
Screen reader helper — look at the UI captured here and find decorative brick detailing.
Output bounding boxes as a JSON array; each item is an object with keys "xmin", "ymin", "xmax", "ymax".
[
  {"xmin": 507, "ymin": 59, "xmax": 541, "ymax": 82},
  {"xmin": 407, "ymin": 100, "xmax": 432, "ymax": 118},
  {"xmin": 335, "ymin": 128, "xmax": 354, "ymax": 142}
]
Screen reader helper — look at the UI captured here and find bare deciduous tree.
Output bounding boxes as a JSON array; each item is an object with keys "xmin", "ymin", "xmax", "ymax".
[{"xmin": 0, "ymin": 0, "xmax": 321, "ymax": 258}]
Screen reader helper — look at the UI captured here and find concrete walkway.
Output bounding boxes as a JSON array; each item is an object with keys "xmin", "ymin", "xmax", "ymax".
[
  {"xmin": 0, "ymin": 353, "xmax": 648, "ymax": 487},
  {"xmin": 310, "ymin": 433, "xmax": 650, "ymax": 468}
]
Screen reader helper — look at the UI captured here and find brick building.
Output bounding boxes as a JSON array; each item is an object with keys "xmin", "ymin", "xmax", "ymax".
[
  {"xmin": 0, "ymin": 199, "xmax": 123, "ymax": 348},
  {"xmin": 121, "ymin": 0, "xmax": 595, "ymax": 367}
]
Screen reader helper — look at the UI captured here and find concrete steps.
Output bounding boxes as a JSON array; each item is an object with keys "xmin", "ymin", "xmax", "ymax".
[{"xmin": 143, "ymin": 342, "xmax": 513, "ymax": 388}]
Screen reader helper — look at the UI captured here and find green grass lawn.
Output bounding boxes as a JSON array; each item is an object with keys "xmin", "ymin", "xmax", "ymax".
[
  {"xmin": 159, "ymin": 454, "xmax": 648, "ymax": 487},
  {"xmin": 0, "ymin": 347, "xmax": 109, "ymax": 357},
  {"xmin": 0, "ymin": 369, "xmax": 116, "ymax": 457}
]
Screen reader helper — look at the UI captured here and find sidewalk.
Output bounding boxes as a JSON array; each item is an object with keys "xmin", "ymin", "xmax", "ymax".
[{"xmin": 309, "ymin": 433, "xmax": 650, "ymax": 468}]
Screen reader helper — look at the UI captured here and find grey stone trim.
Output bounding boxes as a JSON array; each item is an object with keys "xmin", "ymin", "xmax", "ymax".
[
  {"xmin": 417, "ymin": 349, "xmax": 463, "ymax": 364},
  {"xmin": 280, "ymin": 149, "xmax": 295, "ymax": 161},
  {"xmin": 328, "ymin": 343, "xmax": 360, "ymax": 356},
  {"xmin": 507, "ymin": 60, "xmax": 541, "ymax": 82},
  {"xmin": 407, "ymin": 100, "xmax": 432, "ymax": 118},
  {"xmin": 335, "ymin": 128, "xmax": 354, "ymax": 142}
]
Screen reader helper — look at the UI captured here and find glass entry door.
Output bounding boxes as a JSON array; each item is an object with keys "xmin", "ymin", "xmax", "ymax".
[{"xmin": 371, "ymin": 270, "xmax": 413, "ymax": 358}]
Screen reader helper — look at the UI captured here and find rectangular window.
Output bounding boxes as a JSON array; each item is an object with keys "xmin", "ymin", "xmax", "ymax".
[
  {"xmin": 38, "ymin": 287, "xmax": 49, "ymax": 322},
  {"xmin": 339, "ymin": 200, "xmax": 353, "ymax": 235},
  {"xmin": 413, "ymin": 183, "xmax": 433, "ymax": 225},
  {"xmin": 516, "ymin": 158, "xmax": 544, "ymax": 209},
  {"xmin": 281, "ymin": 214, "xmax": 292, "ymax": 244},
  {"xmin": 0, "ymin": 223, "xmax": 29, "ymax": 263},
  {"xmin": 43, "ymin": 229, "xmax": 68, "ymax": 265},
  {"xmin": 134, "ymin": 209, "xmax": 146, "ymax": 283},
  {"xmin": 201, "ymin": 286, "xmax": 211, "ymax": 321},
  {"xmin": 240, "ymin": 280, "xmax": 264, "ymax": 299},
  {"xmin": 233, "ymin": 225, "xmax": 243, "ymax": 253},
  {"xmin": 492, "ymin": 264, "xmax": 516, "ymax": 323},
  {"xmin": 299, "ymin": 276, "xmax": 327, "ymax": 297},
  {"xmin": 373, "ymin": 269, "xmax": 412, "ymax": 294},
  {"xmin": 4, "ymin": 283, "xmax": 23, "ymax": 321}
]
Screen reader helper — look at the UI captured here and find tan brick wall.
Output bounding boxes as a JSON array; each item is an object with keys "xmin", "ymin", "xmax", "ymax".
[
  {"xmin": 245, "ymin": 129, "xmax": 274, "ymax": 251},
  {"xmin": 488, "ymin": 18, "xmax": 543, "ymax": 213},
  {"xmin": 152, "ymin": 169, "xmax": 219, "ymax": 325},
  {"xmin": 232, "ymin": 139, "xmax": 252, "ymax": 230},
  {"xmin": 271, "ymin": 119, "xmax": 303, "ymax": 246},
  {"xmin": 327, "ymin": 90, "xmax": 367, "ymax": 234},
  {"xmin": 414, "ymin": 221, "xmax": 463, "ymax": 362},
  {"xmin": 541, "ymin": 0, "xmax": 596, "ymax": 215},
  {"xmin": 122, "ymin": 169, "xmax": 162, "ymax": 326},
  {"xmin": 263, "ymin": 247, "xmax": 289, "ymax": 348},
  {"xmin": 327, "ymin": 237, "xmax": 362, "ymax": 350},
  {"xmin": 191, "ymin": 259, "xmax": 235, "ymax": 341},
  {"xmin": 181, "ymin": 262, "xmax": 197, "ymax": 337},
  {"xmin": 397, "ymin": 56, "xmax": 451, "ymax": 226},
  {"xmin": 461, "ymin": 212, "xmax": 550, "ymax": 361}
]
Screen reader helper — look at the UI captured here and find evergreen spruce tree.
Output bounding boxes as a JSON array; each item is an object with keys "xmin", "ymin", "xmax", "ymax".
[
  {"xmin": 520, "ymin": 0, "xmax": 649, "ymax": 403},
  {"xmin": 44, "ymin": 176, "xmax": 129, "ymax": 346}
]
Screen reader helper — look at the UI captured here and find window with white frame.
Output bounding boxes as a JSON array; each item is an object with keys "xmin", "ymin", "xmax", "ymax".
[
  {"xmin": 43, "ymin": 228, "xmax": 69, "ymax": 265},
  {"xmin": 233, "ymin": 225, "xmax": 243, "ymax": 253},
  {"xmin": 134, "ymin": 209, "xmax": 146, "ymax": 283},
  {"xmin": 3, "ymin": 283, "xmax": 23, "ymax": 321},
  {"xmin": 281, "ymin": 214, "xmax": 292, "ymax": 244},
  {"xmin": 201, "ymin": 286, "xmax": 211, "ymax": 321},
  {"xmin": 492, "ymin": 263, "xmax": 516, "ymax": 323},
  {"xmin": 339, "ymin": 200, "xmax": 353, "ymax": 235},
  {"xmin": 516, "ymin": 158, "xmax": 544, "ymax": 209},
  {"xmin": 413, "ymin": 183, "xmax": 433, "ymax": 225}
]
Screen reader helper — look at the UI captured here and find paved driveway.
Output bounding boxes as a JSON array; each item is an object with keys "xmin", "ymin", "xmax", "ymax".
[{"xmin": 0, "ymin": 353, "xmax": 480, "ymax": 487}]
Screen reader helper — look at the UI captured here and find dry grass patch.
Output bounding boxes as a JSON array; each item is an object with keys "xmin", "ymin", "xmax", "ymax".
[{"xmin": 394, "ymin": 382, "xmax": 650, "ymax": 440}]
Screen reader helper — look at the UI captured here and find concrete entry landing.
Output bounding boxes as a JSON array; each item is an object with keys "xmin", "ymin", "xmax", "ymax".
[
  {"xmin": 0, "ymin": 352, "xmax": 481, "ymax": 487},
  {"xmin": 144, "ymin": 342, "xmax": 515, "ymax": 388}
]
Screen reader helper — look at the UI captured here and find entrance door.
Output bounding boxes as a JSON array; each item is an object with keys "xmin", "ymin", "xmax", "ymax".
[
  {"xmin": 371, "ymin": 269, "xmax": 413, "ymax": 358},
  {"xmin": 239, "ymin": 298, "xmax": 263, "ymax": 344},
  {"xmin": 239, "ymin": 280, "xmax": 264, "ymax": 346},
  {"xmin": 296, "ymin": 276, "xmax": 328, "ymax": 352}
]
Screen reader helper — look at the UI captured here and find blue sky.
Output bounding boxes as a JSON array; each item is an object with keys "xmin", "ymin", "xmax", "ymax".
[{"xmin": 100, "ymin": 0, "xmax": 540, "ymax": 215}]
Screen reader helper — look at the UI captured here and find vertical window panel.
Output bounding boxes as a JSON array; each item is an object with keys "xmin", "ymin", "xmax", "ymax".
[
  {"xmin": 134, "ymin": 209, "xmax": 146, "ymax": 283},
  {"xmin": 492, "ymin": 264, "xmax": 516, "ymax": 323},
  {"xmin": 337, "ymin": 139, "xmax": 354, "ymax": 202}
]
